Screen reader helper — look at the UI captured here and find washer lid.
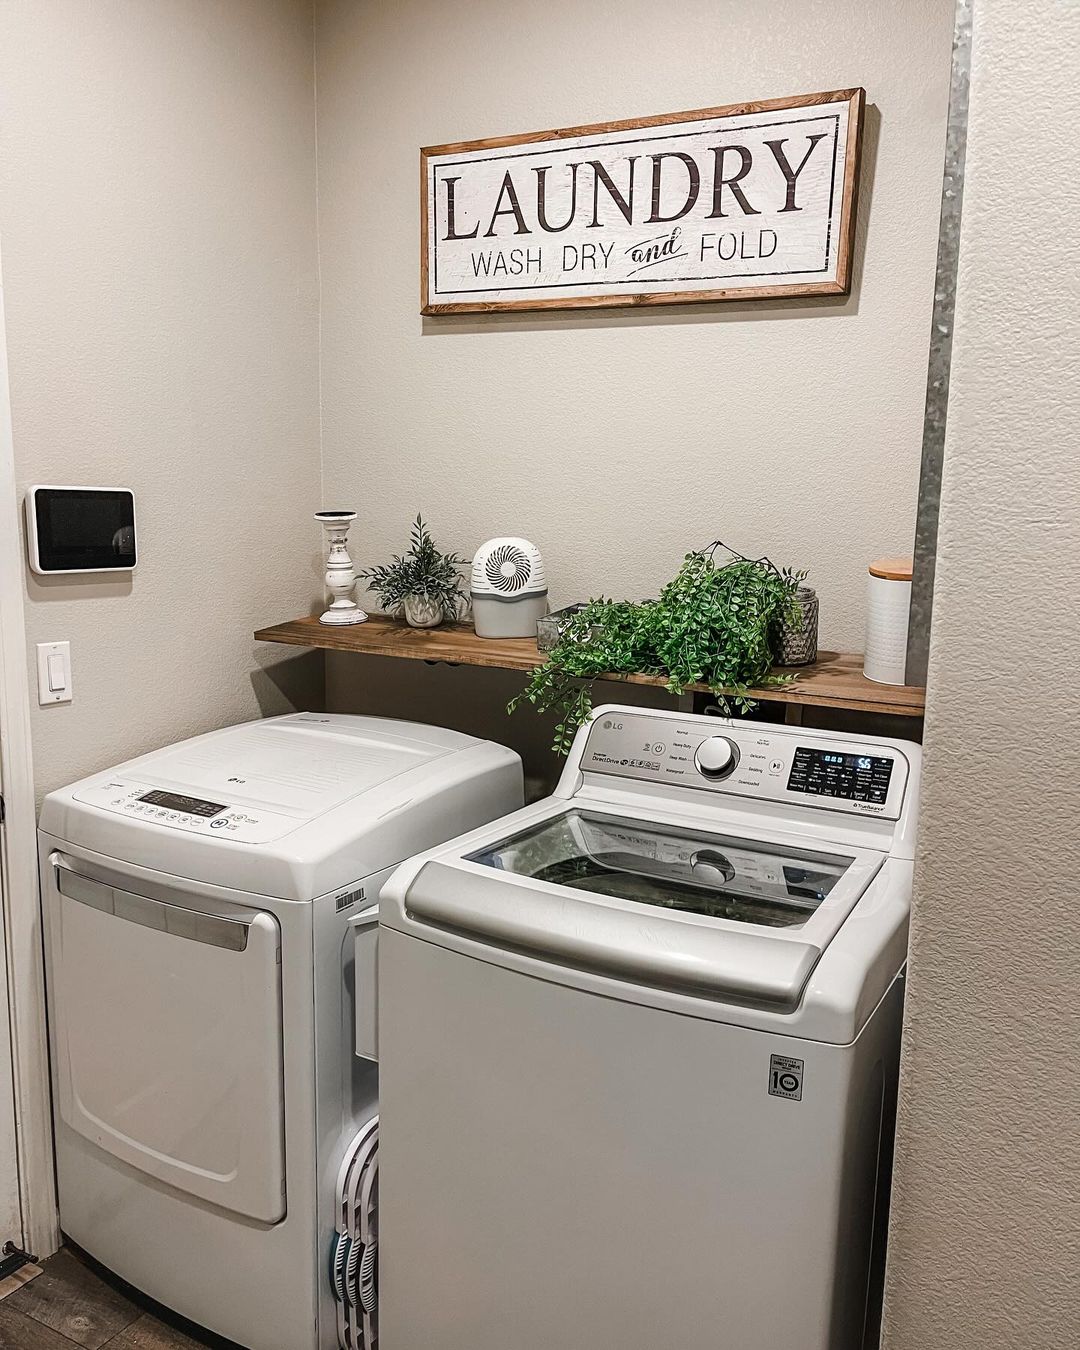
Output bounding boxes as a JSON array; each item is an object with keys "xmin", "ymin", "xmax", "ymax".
[
  {"xmin": 468, "ymin": 809, "xmax": 850, "ymax": 930},
  {"xmin": 390, "ymin": 802, "xmax": 884, "ymax": 1012}
]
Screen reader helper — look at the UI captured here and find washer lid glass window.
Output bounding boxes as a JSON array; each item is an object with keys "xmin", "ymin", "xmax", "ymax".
[{"xmin": 467, "ymin": 810, "xmax": 851, "ymax": 930}]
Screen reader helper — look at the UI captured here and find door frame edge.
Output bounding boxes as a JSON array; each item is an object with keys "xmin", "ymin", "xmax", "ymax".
[{"xmin": 0, "ymin": 249, "xmax": 60, "ymax": 1256}]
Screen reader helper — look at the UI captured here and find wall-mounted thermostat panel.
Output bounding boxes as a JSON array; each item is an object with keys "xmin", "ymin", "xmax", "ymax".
[{"xmin": 26, "ymin": 485, "xmax": 137, "ymax": 575}]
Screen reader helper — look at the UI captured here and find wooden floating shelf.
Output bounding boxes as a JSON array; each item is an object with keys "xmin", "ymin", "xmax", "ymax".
[{"xmin": 254, "ymin": 614, "xmax": 925, "ymax": 718}]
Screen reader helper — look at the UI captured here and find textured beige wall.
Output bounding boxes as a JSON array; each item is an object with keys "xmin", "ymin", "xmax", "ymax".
[
  {"xmin": 0, "ymin": 0, "xmax": 323, "ymax": 799},
  {"xmin": 882, "ymin": 3, "xmax": 1080, "ymax": 1346},
  {"xmin": 314, "ymin": 0, "xmax": 954, "ymax": 655}
]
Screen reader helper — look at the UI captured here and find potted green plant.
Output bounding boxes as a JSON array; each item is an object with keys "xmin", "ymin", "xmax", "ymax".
[
  {"xmin": 510, "ymin": 542, "xmax": 805, "ymax": 752},
  {"xmin": 360, "ymin": 515, "xmax": 468, "ymax": 628}
]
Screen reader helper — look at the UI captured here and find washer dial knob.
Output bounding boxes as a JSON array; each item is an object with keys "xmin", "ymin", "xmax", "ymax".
[{"xmin": 694, "ymin": 735, "xmax": 739, "ymax": 780}]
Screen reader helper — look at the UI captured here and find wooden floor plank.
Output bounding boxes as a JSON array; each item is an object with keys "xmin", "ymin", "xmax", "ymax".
[
  {"xmin": 0, "ymin": 1301, "xmax": 84, "ymax": 1349},
  {"xmin": 11, "ymin": 1250, "xmax": 244, "ymax": 1350},
  {"xmin": 105, "ymin": 1312, "xmax": 221, "ymax": 1350},
  {"xmin": 7, "ymin": 1249, "xmax": 140, "ymax": 1349}
]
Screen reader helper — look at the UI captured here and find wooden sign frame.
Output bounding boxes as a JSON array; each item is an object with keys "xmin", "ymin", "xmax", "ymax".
[{"xmin": 421, "ymin": 88, "xmax": 864, "ymax": 315}]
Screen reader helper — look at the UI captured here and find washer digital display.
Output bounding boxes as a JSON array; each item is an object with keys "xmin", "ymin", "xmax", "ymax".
[{"xmin": 787, "ymin": 748, "xmax": 893, "ymax": 804}]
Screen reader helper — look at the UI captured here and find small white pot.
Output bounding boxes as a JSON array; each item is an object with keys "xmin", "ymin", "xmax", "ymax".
[{"xmin": 403, "ymin": 594, "xmax": 444, "ymax": 628}]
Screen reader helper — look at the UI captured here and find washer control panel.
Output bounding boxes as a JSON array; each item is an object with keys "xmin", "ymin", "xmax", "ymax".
[
  {"xmin": 72, "ymin": 778, "xmax": 287, "ymax": 842},
  {"xmin": 580, "ymin": 713, "xmax": 908, "ymax": 818},
  {"xmin": 787, "ymin": 747, "xmax": 893, "ymax": 805}
]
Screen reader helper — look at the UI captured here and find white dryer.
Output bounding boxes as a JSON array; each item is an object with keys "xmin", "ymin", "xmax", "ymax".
[
  {"xmin": 379, "ymin": 705, "xmax": 921, "ymax": 1350},
  {"xmin": 39, "ymin": 712, "xmax": 522, "ymax": 1350}
]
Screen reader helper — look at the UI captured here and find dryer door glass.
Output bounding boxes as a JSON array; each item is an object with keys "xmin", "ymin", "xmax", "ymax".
[{"xmin": 468, "ymin": 811, "xmax": 850, "ymax": 928}]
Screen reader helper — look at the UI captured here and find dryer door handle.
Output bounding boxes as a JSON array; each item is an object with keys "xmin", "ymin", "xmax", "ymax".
[
  {"xmin": 349, "ymin": 904, "xmax": 380, "ymax": 1062},
  {"xmin": 50, "ymin": 853, "xmax": 253, "ymax": 952}
]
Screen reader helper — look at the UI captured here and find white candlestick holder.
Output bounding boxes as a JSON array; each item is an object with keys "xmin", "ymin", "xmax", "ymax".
[{"xmin": 315, "ymin": 510, "xmax": 368, "ymax": 626}]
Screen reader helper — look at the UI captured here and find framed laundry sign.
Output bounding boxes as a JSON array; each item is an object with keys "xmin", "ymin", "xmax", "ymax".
[{"xmin": 421, "ymin": 88, "xmax": 864, "ymax": 314}]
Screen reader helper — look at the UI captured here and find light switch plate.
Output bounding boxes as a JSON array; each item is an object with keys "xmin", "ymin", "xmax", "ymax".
[{"xmin": 37, "ymin": 641, "xmax": 72, "ymax": 704}]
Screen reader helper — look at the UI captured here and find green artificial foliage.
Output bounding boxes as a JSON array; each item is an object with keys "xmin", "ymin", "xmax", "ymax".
[
  {"xmin": 509, "ymin": 542, "xmax": 806, "ymax": 754},
  {"xmin": 360, "ymin": 515, "xmax": 468, "ymax": 623}
]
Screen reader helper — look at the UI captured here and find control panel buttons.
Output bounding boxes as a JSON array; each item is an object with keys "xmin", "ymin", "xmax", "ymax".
[
  {"xmin": 694, "ymin": 736, "xmax": 739, "ymax": 780},
  {"xmin": 72, "ymin": 779, "xmax": 281, "ymax": 840}
]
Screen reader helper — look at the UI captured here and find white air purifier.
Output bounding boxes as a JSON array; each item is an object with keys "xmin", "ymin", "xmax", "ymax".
[{"xmin": 471, "ymin": 537, "xmax": 548, "ymax": 639}]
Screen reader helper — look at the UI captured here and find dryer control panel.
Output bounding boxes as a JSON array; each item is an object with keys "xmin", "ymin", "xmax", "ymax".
[
  {"xmin": 579, "ymin": 712, "xmax": 910, "ymax": 819},
  {"xmin": 72, "ymin": 778, "xmax": 290, "ymax": 842}
]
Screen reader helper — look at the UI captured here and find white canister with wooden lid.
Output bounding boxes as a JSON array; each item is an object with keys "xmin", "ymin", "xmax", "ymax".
[{"xmin": 864, "ymin": 556, "xmax": 913, "ymax": 685}]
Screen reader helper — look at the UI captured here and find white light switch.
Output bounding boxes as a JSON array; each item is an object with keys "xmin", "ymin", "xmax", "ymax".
[{"xmin": 37, "ymin": 641, "xmax": 72, "ymax": 704}]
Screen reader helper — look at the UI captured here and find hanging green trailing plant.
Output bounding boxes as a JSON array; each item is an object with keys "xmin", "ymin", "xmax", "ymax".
[{"xmin": 509, "ymin": 542, "xmax": 806, "ymax": 753}]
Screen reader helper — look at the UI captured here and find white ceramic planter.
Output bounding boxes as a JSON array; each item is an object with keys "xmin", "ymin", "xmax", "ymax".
[{"xmin": 403, "ymin": 594, "xmax": 444, "ymax": 628}]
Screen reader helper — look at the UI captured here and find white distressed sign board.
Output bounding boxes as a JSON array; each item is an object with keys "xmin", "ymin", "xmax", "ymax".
[{"xmin": 422, "ymin": 89, "xmax": 863, "ymax": 314}]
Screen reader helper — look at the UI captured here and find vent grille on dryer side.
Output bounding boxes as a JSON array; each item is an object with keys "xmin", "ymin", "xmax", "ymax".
[{"xmin": 332, "ymin": 1117, "xmax": 379, "ymax": 1350}]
